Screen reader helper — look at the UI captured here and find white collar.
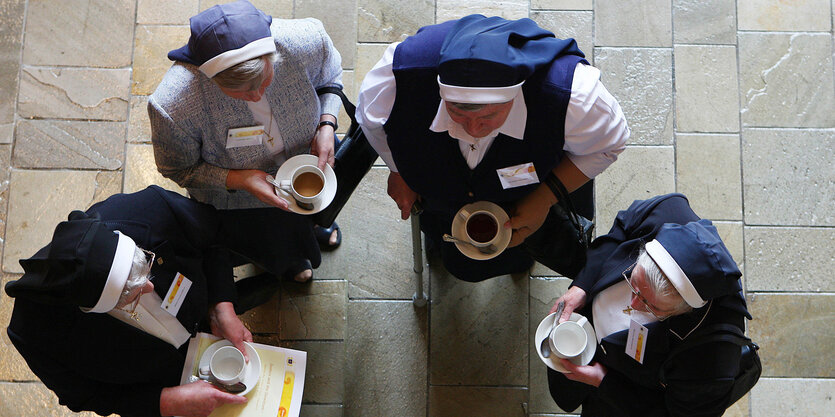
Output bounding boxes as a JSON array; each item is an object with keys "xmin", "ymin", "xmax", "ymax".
[{"xmin": 429, "ymin": 91, "xmax": 528, "ymax": 143}]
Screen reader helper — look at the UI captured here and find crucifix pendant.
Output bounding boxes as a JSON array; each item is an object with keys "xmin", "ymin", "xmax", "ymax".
[
  {"xmin": 469, "ymin": 144, "xmax": 476, "ymax": 151},
  {"xmin": 622, "ymin": 306, "xmax": 634, "ymax": 315},
  {"xmin": 267, "ymin": 137, "xmax": 275, "ymax": 146}
]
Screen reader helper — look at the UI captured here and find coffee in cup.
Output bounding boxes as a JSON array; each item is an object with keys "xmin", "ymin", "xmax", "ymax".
[
  {"xmin": 549, "ymin": 315, "xmax": 589, "ymax": 360},
  {"xmin": 278, "ymin": 165, "xmax": 326, "ymax": 210},
  {"xmin": 459, "ymin": 208, "xmax": 499, "ymax": 247},
  {"xmin": 209, "ymin": 346, "xmax": 246, "ymax": 385}
]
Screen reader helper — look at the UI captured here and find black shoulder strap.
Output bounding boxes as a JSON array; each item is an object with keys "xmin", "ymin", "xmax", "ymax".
[{"xmin": 316, "ymin": 86, "xmax": 356, "ymax": 126}]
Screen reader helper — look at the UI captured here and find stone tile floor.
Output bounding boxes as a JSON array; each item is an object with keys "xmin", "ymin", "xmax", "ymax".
[{"xmin": 0, "ymin": 0, "xmax": 833, "ymax": 416}]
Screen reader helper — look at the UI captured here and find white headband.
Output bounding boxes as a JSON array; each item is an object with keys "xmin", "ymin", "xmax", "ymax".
[
  {"xmin": 85, "ymin": 231, "xmax": 137, "ymax": 313},
  {"xmin": 645, "ymin": 239, "xmax": 707, "ymax": 308},
  {"xmin": 437, "ymin": 76, "xmax": 523, "ymax": 104},
  {"xmin": 199, "ymin": 37, "xmax": 277, "ymax": 78}
]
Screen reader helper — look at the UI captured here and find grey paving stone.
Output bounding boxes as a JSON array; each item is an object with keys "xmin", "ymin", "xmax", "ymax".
[
  {"xmin": 0, "ymin": 0, "xmax": 24, "ymax": 125},
  {"xmin": 747, "ymin": 293, "xmax": 834, "ymax": 378},
  {"xmin": 436, "ymin": 0, "xmax": 529, "ymax": 22},
  {"xmin": 595, "ymin": 0, "xmax": 671, "ymax": 47},
  {"xmin": 0, "ymin": 273, "xmax": 37, "ymax": 381},
  {"xmin": 672, "ymin": 0, "xmax": 736, "ymax": 44},
  {"xmin": 744, "ymin": 227, "xmax": 834, "ymax": 292},
  {"xmin": 751, "ymin": 378, "xmax": 834, "ymax": 417},
  {"xmin": 296, "ymin": 0, "xmax": 357, "ymax": 69},
  {"xmin": 0, "ymin": 144, "xmax": 10, "ymax": 251},
  {"xmin": 595, "ymin": 48, "xmax": 673, "ymax": 145},
  {"xmin": 675, "ymin": 134, "xmax": 742, "ymax": 220},
  {"xmin": 238, "ymin": 291, "xmax": 279, "ymax": 334},
  {"xmin": 345, "ymin": 300, "xmax": 427, "ymax": 417},
  {"xmin": 739, "ymin": 0, "xmax": 831, "ymax": 31},
  {"xmin": 280, "ymin": 280, "xmax": 346, "ymax": 340},
  {"xmin": 741, "ymin": 128, "xmax": 834, "ymax": 226},
  {"xmin": 428, "ymin": 386, "xmax": 528, "ymax": 417},
  {"xmin": 430, "ymin": 263, "xmax": 528, "ymax": 386},
  {"xmin": 739, "ymin": 33, "xmax": 835, "ymax": 128},
  {"xmin": 200, "ymin": 0, "xmax": 293, "ymax": 19},
  {"xmin": 18, "ymin": 67, "xmax": 130, "ymax": 121},
  {"xmin": 335, "ymin": 70, "xmax": 354, "ymax": 135},
  {"xmin": 317, "ymin": 168, "xmax": 426, "ymax": 299},
  {"xmin": 594, "ymin": 146, "xmax": 675, "ymax": 233},
  {"xmin": 128, "ymin": 96, "xmax": 151, "ymax": 143},
  {"xmin": 0, "ymin": 382, "xmax": 104, "ymax": 416},
  {"xmin": 531, "ymin": 11, "xmax": 593, "ymax": 64},
  {"xmin": 133, "ymin": 25, "xmax": 191, "ymax": 96},
  {"xmin": 529, "ymin": 278, "xmax": 574, "ymax": 415},
  {"xmin": 532, "ymin": 0, "xmax": 591, "ymax": 10},
  {"xmin": 723, "ymin": 394, "xmax": 750, "ymax": 417},
  {"xmin": 0, "ymin": 123, "xmax": 12, "ymax": 144},
  {"xmin": 136, "ymin": 0, "xmax": 197, "ymax": 24},
  {"xmin": 531, "ymin": 262, "xmax": 560, "ymax": 277},
  {"xmin": 280, "ymin": 341, "xmax": 344, "ymax": 404},
  {"xmin": 13, "ymin": 120, "xmax": 124, "ymax": 170},
  {"xmin": 357, "ymin": 0, "xmax": 435, "ymax": 44},
  {"xmin": 22, "ymin": 0, "xmax": 135, "ymax": 67},
  {"xmin": 124, "ymin": 144, "xmax": 187, "ymax": 195},
  {"xmin": 674, "ymin": 45, "xmax": 739, "ymax": 133},
  {"xmin": 300, "ymin": 404, "xmax": 343, "ymax": 417},
  {"xmin": 3, "ymin": 169, "xmax": 121, "ymax": 274},
  {"xmin": 712, "ymin": 221, "xmax": 744, "ymax": 275}
]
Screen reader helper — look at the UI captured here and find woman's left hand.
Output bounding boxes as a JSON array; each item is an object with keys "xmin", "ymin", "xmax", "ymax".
[
  {"xmin": 310, "ymin": 122, "xmax": 336, "ymax": 171},
  {"xmin": 560, "ymin": 359, "xmax": 607, "ymax": 387},
  {"xmin": 208, "ymin": 301, "xmax": 253, "ymax": 362}
]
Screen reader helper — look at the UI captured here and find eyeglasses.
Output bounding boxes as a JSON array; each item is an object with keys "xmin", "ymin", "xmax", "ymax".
[
  {"xmin": 122, "ymin": 248, "xmax": 156, "ymax": 320},
  {"xmin": 622, "ymin": 262, "xmax": 673, "ymax": 322}
]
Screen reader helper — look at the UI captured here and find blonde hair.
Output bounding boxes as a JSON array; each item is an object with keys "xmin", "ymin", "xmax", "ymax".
[{"xmin": 212, "ymin": 52, "xmax": 280, "ymax": 91}]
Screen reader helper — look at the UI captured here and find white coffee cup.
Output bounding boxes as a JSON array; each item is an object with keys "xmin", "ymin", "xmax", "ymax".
[
  {"xmin": 279, "ymin": 165, "xmax": 326, "ymax": 210},
  {"xmin": 549, "ymin": 316, "xmax": 589, "ymax": 360},
  {"xmin": 458, "ymin": 208, "xmax": 500, "ymax": 247},
  {"xmin": 209, "ymin": 346, "xmax": 246, "ymax": 385}
]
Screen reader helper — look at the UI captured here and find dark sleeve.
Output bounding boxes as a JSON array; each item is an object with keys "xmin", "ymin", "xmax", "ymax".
[{"xmin": 8, "ymin": 329, "xmax": 163, "ymax": 417}]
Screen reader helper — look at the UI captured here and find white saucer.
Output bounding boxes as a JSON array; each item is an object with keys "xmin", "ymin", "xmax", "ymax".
[
  {"xmin": 274, "ymin": 154, "xmax": 337, "ymax": 215},
  {"xmin": 535, "ymin": 312, "xmax": 597, "ymax": 373},
  {"xmin": 451, "ymin": 201, "xmax": 511, "ymax": 260},
  {"xmin": 198, "ymin": 340, "xmax": 261, "ymax": 396}
]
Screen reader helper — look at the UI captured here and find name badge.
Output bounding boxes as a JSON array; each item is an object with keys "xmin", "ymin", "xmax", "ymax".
[
  {"xmin": 496, "ymin": 162, "xmax": 539, "ymax": 189},
  {"xmin": 625, "ymin": 319, "xmax": 649, "ymax": 364},
  {"xmin": 226, "ymin": 126, "xmax": 264, "ymax": 149},
  {"xmin": 160, "ymin": 272, "xmax": 192, "ymax": 317}
]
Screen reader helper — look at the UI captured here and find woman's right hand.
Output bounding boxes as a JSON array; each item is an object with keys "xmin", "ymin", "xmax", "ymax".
[
  {"xmin": 226, "ymin": 169, "xmax": 291, "ymax": 211},
  {"xmin": 160, "ymin": 381, "xmax": 247, "ymax": 417},
  {"xmin": 550, "ymin": 286, "xmax": 587, "ymax": 323}
]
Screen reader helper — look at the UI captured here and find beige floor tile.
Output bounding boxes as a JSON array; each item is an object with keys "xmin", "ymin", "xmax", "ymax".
[
  {"xmin": 437, "ymin": 0, "xmax": 529, "ymax": 21},
  {"xmin": 0, "ymin": 144, "xmax": 10, "ymax": 244},
  {"xmin": 279, "ymin": 280, "xmax": 346, "ymax": 340},
  {"xmin": 18, "ymin": 67, "xmax": 130, "ymax": 121},
  {"xmin": 132, "ymin": 25, "xmax": 191, "ymax": 95},
  {"xmin": 745, "ymin": 227, "xmax": 834, "ymax": 292},
  {"xmin": 747, "ymin": 293, "xmax": 834, "ymax": 377},
  {"xmin": 13, "ymin": 120, "xmax": 125, "ymax": 170},
  {"xmin": 345, "ymin": 300, "xmax": 427, "ymax": 417},
  {"xmin": 334, "ymin": 70, "xmax": 354, "ymax": 135},
  {"xmin": 724, "ymin": 393, "xmax": 750, "ymax": 417},
  {"xmin": 595, "ymin": 47, "xmax": 673, "ymax": 145},
  {"xmin": 429, "ymin": 386, "xmax": 528, "ymax": 417},
  {"xmin": 430, "ymin": 264, "xmax": 528, "ymax": 386},
  {"xmin": 739, "ymin": 0, "xmax": 831, "ymax": 31},
  {"xmin": 712, "ymin": 221, "xmax": 744, "ymax": 275},
  {"xmin": 751, "ymin": 378, "xmax": 835, "ymax": 416},
  {"xmin": 529, "ymin": 278, "xmax": 574, "ymax": 415},
  {"xmin": 531, "ymin": 11, "xmax": 593, "ymax": 64},
  {"xmin": 0, "ymin": 273, "xmax": 37, "ymax": 381},
  {"xmin": 742, "ymin": 128, "xmax": 834, "ymax": 226},
  {"xmin": 357, "ymin": 0, "xmax": 435, "ymax": 43},
  {"xmin": 22, "ymin": 0, "xmax": 135, "ymax": 67},
  {"xmin": 137, "ymin": 0, "xmax": 198, "ymax": 24},
  {"xmin": 673, "ymin": 0, "xmax": 736, "ymax": 44},
  {"xmin": 300, "ymin": 404, "xmax": 343, "ymax": 417},
  {"xmin": 3, "ymin": 170, "xmax": 121, "ymax": 274},
  {"xmin": 674, "ymin": 45, "xmax": 739, "ymax": 133},
  {"xmin": 593, "ymin": 145, "xmax": 675, "ymax": 230},
  {"xmin": 296, "ymin": 0, "xmax": 358, "ymax": 69},
  {"xmin": 532, "ymin": 0, "xmax": 591, "ymax": 10},
  {"xmin": 676, "ymin": 133, "xmax": 742, "ymax": 220},
  {"xmin": 128, "ymin": 96, "xmax": 152, "ymax": 143},
  {"xmin": 200, "ymin": 0, "xmax": 293, "ymax": 19},
  {"xmin": 0, "ymin": 0, "xmax": 24, "ymax": 125},
  {"xmin": 317, "ymin": 168, "xmax": 425, "ymax": 299},
  {"xmin": 124, "ymin": 144, "xmax": 187, "ymax": 195},
  {"xmin": 739, "ymin": 33, "xmax": 835, "ymax": 128},
  {"xmin": 595, "ymin": 0, "xmax": 671, "ymax": 47},
  {"xmin": 354, "ymin": 43, "xmax": 390, "ymax": 90},
  {"xmin": 0, "ymin": 123, "xmax": 12, "ymax": 144},
  {"xmin": 239, "ymin": 292, "xmax": 280, "ymax": 334},
  {"xmin": 0, "ymin": 382, "xmax": 111, "ymax": 416}
]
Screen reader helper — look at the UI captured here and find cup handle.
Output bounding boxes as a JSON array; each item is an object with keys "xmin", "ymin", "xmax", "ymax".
[
  {"xmin": 458, "ymin": 208, "xmax": 470, "ymax": 220},
  {"xmin": 574, "ymin": 316, "xmax": 588, "ymax": 328},
  {"xmin": 279, "ymin": 179, "xmax": 292, "ymax": 192}
]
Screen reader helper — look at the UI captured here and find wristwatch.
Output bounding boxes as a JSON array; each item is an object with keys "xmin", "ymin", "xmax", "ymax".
[{"xmin": 317, "ymin": 120, "xmax": 337, "ymax": 131}]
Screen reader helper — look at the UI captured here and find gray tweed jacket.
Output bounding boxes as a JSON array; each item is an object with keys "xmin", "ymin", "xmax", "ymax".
[{"xmin": 149, "ymin": 18, "xmax": 342, "ymax": 209}]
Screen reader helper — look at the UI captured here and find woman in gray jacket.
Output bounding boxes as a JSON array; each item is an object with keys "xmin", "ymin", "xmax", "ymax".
[{"xmin": 149, "ymin": 0, "xmax": 343, "ymax": 285}]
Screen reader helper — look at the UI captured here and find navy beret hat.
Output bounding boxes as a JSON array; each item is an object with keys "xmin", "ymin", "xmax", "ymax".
[
  {"xmin": 436, "ymin": 14, "xmax": 584, "ymax": 103},
  {"xmin": 168, "ymin": 0, "xmax": 276, "ymax": 78},
  {"xmin": 5, "ymin": 211, "xmax": 138, "ymax": 313},
  {"xmin": 645, "ymin": 219, "xmax": 742, "ymax": 308}
]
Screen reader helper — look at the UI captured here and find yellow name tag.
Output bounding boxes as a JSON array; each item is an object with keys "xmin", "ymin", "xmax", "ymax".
[
  {"xmin": 161, "ymin": 272, "xmax": 192, "ymax": 317},
  {"xmin": 226, "ymin": 126, "xmax": 264, "ymax": 148}
]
